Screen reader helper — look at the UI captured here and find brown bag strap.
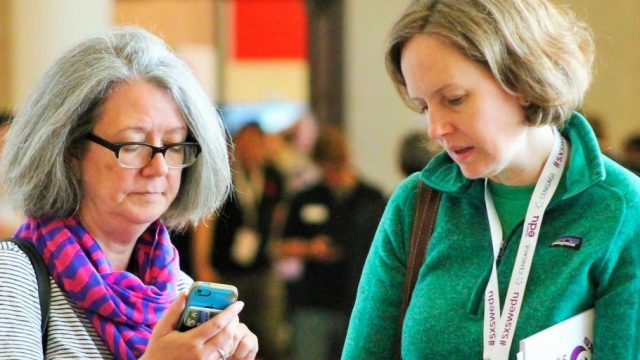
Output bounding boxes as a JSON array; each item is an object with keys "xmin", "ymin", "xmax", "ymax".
[{"xmin": 396, "ymin": 181, "xmax": 441, "ymax": 359}]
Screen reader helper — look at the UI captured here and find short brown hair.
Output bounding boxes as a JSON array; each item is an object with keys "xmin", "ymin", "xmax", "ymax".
[{"xmin": 386, "ymin": 0, "xmax": 594, "ymax": 127}]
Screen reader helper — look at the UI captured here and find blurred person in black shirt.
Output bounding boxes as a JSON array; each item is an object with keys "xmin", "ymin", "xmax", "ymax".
[
  {"xmin": 276, "ymin": 125, "xmax": 386, "ymax": 360},
  {"xmin": 193, "ymin": 122, "xmax": 286, "ymax": 359}
]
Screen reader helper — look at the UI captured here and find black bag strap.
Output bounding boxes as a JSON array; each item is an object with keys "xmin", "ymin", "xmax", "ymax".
[
  {"xmin": 396, "ymin": 181, "xmax": 441, "ymax": 360},
  {"xmin": 5, "ymin": 238, "xmax": 50, "ymax": 352}
]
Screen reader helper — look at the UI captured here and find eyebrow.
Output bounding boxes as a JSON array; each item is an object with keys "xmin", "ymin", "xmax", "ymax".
[{"xmin": 115, "ymin": 125, "xmax": 188, "ymax": 135}]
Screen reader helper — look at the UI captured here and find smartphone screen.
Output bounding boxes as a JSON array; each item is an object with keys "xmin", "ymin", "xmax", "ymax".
[{"xmin": 178, "ymin": 281, "xmax": 238, "ymax": 331}]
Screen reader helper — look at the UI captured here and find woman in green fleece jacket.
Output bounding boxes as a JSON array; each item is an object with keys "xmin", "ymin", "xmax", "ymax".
[{"xmin": 343, "ymin": 1, "xmax": 640, "ymax": 359}]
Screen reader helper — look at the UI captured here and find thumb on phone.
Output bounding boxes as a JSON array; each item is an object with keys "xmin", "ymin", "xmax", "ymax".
[{"xmin": 153, "ymin": 292, "xmax": 187, "ymax": 336}]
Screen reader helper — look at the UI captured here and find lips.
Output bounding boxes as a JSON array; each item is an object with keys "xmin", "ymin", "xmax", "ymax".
[
  {"xmin": 448, "ymin": 146, "xmax": 474, "ymax": 162},
  {"xmin": 134, "ymin": 191, "xmax": 164, "ymax": 195},
  {"xmin": 453, "ymin": 147, "xmax": 473, "ymax": 155}
]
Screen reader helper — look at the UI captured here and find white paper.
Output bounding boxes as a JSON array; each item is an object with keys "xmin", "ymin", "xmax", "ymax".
[{"xmin": 518, "ymin": 308, "xmax": 594, "ymax": 360}]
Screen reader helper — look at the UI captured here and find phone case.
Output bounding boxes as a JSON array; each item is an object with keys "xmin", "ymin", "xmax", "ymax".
[{"xmin": 178, "ymin": 281, "xmax": 238, "ymax": 331}]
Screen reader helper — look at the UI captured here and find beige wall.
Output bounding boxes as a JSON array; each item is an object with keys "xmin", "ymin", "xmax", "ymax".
[
  {"xmin": 0, "ymin": 1, "xmax": 11, "ymax": 112},
  {"xmin": 5, "ymin": 0, "xmax": 111, "ymax": 111},
  {"xmin": 225, "ymin": 60, "xmax": 308, "ymax": 103},
  {"xmin": 0, "ymin": 0, "xmax": 305, "ymax": 108},
  {"xmin": 114, "ymin": 0, "xmax": 215, "ymax": 46},
  {"xmin": 345, "ymin": 0, "xmax": 418, "ymax": 193},
  {"xmin": 559, "ymin": 0, "xmax": 640, "ymax": 157},
  {"xmin": 114, "ymin": 0, "xmax": 218, "ymax": 98}
]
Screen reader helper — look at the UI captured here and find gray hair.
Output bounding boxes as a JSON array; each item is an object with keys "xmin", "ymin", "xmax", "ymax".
[
  {"xmin": 386, "ymin": 0, "xmax": 594, "ymax": 126},
  {"xmin": 0, "ymin": 26, "xmax": 231, "ymax": 228}
]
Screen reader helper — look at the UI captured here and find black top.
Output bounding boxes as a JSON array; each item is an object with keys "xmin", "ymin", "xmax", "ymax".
[
  {"xmin": 212, "ymin": 165, "xmax": 284, "ymax": 275},
  {"xmin": 283, "ymin": 181, "xmax": 386, "ymax": 314}
]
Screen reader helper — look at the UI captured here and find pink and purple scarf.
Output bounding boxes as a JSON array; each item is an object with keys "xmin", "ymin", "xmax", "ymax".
[{"xmin": 15, "ymin": 216, "xmax": 179, "ymax": 360}]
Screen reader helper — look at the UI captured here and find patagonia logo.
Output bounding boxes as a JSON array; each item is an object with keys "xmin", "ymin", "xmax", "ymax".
[{"xmin": 551, "ymin": 236, "xmax": 583, "ymax": 250}]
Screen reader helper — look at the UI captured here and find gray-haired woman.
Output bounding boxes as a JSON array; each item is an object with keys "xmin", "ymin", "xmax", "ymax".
[{"xmin": 0, "ymin": 26, "xmax": 258, "ymax": 360}]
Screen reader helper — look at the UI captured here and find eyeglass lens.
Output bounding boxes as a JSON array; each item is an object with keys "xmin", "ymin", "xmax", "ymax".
[{"xmin": 118, "ymin": 143, "xmax": 199, "ymax": 168}]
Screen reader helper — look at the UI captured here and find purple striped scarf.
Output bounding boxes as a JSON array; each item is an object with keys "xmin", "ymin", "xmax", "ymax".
[{"xmin": 16, "ymin": 216, "xmax": 179, "ymax": 360}]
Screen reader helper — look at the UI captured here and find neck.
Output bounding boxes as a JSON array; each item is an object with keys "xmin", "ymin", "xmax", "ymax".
[
  {"xmin": 490, "ymin": 126, "xmax": 559, "ymax": 186},
  {"xmin": 78, "ymin": 211, "xmax": 146, "ymax": 271}
]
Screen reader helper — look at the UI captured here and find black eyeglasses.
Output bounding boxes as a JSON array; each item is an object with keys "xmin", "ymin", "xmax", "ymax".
[{"xmin": 85, "ymin": 133, "xmax": 201, "ymax": 169}]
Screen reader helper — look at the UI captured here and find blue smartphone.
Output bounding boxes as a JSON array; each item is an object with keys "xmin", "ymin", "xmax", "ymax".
[{"xmin": 178, "ymin": 281, "xmax": 239, "ymax": 331}]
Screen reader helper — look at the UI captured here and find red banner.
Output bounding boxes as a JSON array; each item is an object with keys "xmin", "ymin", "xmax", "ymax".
[{"xmin": 233, "ymin": 0, "xmax": 307, "ymax": 60}]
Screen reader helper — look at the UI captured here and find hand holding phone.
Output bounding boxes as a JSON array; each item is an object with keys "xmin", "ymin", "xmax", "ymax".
[{"xmin": 178, "ymin": 281, "xmax": 239, "ymax": 332}]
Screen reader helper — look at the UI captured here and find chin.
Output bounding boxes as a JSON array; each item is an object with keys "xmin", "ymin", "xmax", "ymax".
[
  {"xmin": 459, "ymin": 167, "xmax": 484, "ymax": 181},
  {"xmin": 127, "ymin": 215, "xmax": 162, "ymax": 226},
  {"xmin": 127, "ymin": 206, "xmax": 168, "ymax": 225},
  {"xmin": 458, "ymin": 161, "xmax": 497, "ymax": 181}
]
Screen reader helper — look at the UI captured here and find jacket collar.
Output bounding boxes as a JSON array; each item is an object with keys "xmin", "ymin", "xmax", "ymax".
[{"xmin": 419, "ymin": 112, "xmax": 605, "ymax": 204}]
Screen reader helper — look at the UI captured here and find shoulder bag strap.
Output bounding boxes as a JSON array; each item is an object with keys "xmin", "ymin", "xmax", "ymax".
[
  {"xmin": 396, "ymin": 181, "xmax": 441, "ymax": 360},
  {"xmin": 6, "ymin": 238, "xmax": 51, "ymax": 352}
]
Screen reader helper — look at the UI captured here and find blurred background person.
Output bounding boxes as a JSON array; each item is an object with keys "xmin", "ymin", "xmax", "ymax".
[
  {"xmin": 276, "ymin": 124, "xmax": 386, "ymax": 360},
  {"xmin": 621, "ymin": 133, "xmax": 640, "ymax": 175},
  {"xmin": 397, "ymin": 129, "xmax": 435, "ymax": 177},
  {"xmin": 585, "ymin": 113, "xmax": 619, "ymax": 160},
  {"xmin": 266, "ymin": 111, "xmax": 321, "ymax": 199},
  {"xmin": 0, "ymin": 113, "xmax": 24, "ymax": 238},
  {"xmin": 265, "ymin": 111, "xmax": 322, "ymax": 313},
  {"xmin": 193, "ymin": 122, "xmax": 287, "ymax": 360}
]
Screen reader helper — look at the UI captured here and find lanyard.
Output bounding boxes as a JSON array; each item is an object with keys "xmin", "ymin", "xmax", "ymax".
[{"xmin": 482, "ymin": 129, "xmax": 568, "ymax": 360}]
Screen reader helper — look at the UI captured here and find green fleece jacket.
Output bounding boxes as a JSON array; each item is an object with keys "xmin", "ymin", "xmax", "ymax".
[{"xmin": 342, "ymin": 113, "xmax": 640, "ymax": 359}]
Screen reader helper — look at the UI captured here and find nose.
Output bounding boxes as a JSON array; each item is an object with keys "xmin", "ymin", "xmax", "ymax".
[
  {"xmin": 426, "ymin": 108, "xmax": 454, "ymax": 140},
  {"xmin": 142, "ymin": 152, "xmax": 169, "ymax": 176}
]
